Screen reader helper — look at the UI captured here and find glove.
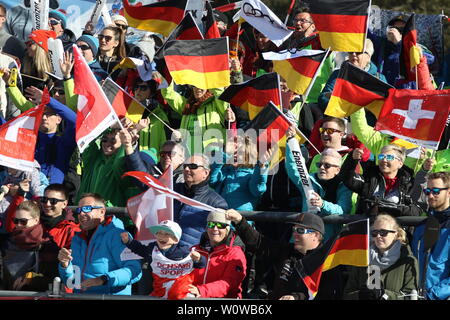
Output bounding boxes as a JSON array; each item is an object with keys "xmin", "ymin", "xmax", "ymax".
[{"xmin": 358, "ymin": 287, "xmax": 385, "ymax": 300}]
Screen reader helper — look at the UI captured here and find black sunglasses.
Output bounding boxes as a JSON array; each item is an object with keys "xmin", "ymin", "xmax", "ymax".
[
  {"xmin": 116, "ymin": 24, "xmax": 128, "ymax": 30},
  {"xmin": 49, "ymin": 19, "xmax": 61, "ymax": 26},
  {"xmin": 13, "ymin": 218, "xmax": 32, "ymax": 226},
  {"xmin": 160, "ymin": 150, "xmax": 177, "ymax": 157},
  {"xmin": 183, "ymin": 163, "xmax": 205, "ymax": 170},
  {"xmin": 77, "ymin": 44, "xmax": 91, "ymax": 51},
  {"xmin": 423, "ymin": 187, "xmax": 449, "ymax": 196},
  {"xmin": 315, "ymin": 162, "xmax": 340, "ymax": 169},
  {"xmin": 40, "ymin": 197, "xmax": 66, "ymax": 205},
  {"xmin": 98, "ymin": 34, "xmax": 113, "ymax": 42},
  {"xmin": 371, "ymin": 229, "xmax": 396, "ymax": 237}
]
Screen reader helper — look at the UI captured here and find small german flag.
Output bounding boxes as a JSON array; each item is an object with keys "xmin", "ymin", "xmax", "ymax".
[
  {"xmin": 123, "ymin": 0, "xmax": 188, "ymax": 37},
  {"xmin": 296, "ymin": 219, "xmax": 369, "ymax": 299},
  {"xmin": 203, "ymin": 1, "xmax": 221, "ymax": 39},
  {"xmin": 325, "ymin": 62, "xmax": 393, "ymax": 118},
  {"xmin": 303, "ymin": 0, "xmax": 370, "ymax": 52},
  {"xmin": 243, "ymin": 102, "xmax": 291, "ymax": 146},
  {"xmin": 273, "ymin": 51, "xmax": 327, "ymax": 95},
  {"xmin": 153, "ymin": 12, "xmax": 204, "ymax": 85},
  {"xmin": 163, "ymin": 37, "xmax": 230, "ymax": 90},
  {"xmin": 102, "ymin": 78, "xmax": 145, "ymax": 123},
  {"xmin": 219, "ymin": 72, "xmax": 281, "ymax": 120},
  {"xmin": 400, "ymin": 14, "xmax": 422, "ymax": 81}
]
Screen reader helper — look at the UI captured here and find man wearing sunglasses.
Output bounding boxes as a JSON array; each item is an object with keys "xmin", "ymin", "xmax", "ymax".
[
  {"xmin": 58, "ymin": 193, "xmax": 142, "ymax": 295},
  {"xmin": 48, "ymin": 10, "xmax": 76, "ymax": 52},
  {"xmin": 226, "ymin": 209, "xmax": 344, "ymax": 300},
  {"xmin": 412, "ymin": 172, "xmax": 450, "ymax": 300},
  {"xmin": 172, "ymin": 154, "xmax": 228, "ymax": 248},
  {"xmin": 341, "ymin": 143, "xmax": 423, "ymax": 218}
]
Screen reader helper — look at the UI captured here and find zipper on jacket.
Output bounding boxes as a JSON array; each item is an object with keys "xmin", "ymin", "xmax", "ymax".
[{"xmin": 80, "ymin": 227, "xmax": 100, "ymax": 285}]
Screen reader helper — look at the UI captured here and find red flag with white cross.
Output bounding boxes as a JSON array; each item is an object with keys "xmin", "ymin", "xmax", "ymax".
[
  {"xmin": 375, "ymin": 89, "xmax": 450, "ymax": 149},
  {"xmin": 0, "ymin": 105, "xmax": 45, "ymax": 172}
]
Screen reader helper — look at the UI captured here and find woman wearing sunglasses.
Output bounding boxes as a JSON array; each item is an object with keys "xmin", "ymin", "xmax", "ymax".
[
  {"xmin": 344, "ymin": 214, "xmax": 419, "ymax": 300},
  {"xmin": 187, "ymin": 211, "xmax": 247, "ymax": 298},
  {"xmin": 341, "ymin": 144, "xmax": 423, "ymax": 218},
  {"xmin": 2, "ymin": 199, "xmax": 52, "ymax": 291},
  {"xmin": 285, "ymin": 126, "xmax": 352, "ymax": 241},
  {"xmin": 97, "ymin": 26, "xmax": 126, "ymax": 80}
]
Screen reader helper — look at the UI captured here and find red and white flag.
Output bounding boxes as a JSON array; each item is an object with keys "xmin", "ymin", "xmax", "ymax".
[
  {"xmin": 0, "ymin": 88, "xmax": 49, "ymax": 172},
  {"xmin": 0, "ymin": 104, "xmax": 45, "ymax": 172},
  {"xmin": 72, "ymin": 44, "xmax": 120, "ymax": 153},
  {"xmin": 123, "ymin": 170, "xmax": 223, "ymax": 212},
  {"xmin": 375, "ymin": 89, "xmax": 450, "ymax": 149}
]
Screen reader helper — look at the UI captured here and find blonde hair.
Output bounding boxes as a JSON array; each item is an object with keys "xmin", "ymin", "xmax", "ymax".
[
  {"xmin": 17, "ymin": 200, "xmax": 41, "ymax": 219},
  {"xmin": 374, "ymin": 213, "xmax": 407, "ymax": 244},
  {"xmin": 380, "ymin": 144, "xmax": 406, "ymax": 162},
  {"xmin": 22, "ymin": 45, "xmax": 52, "ymax": 81}
]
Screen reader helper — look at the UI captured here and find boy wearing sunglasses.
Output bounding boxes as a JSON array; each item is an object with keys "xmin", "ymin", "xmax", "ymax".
[
  {"xmin": 412, "ymin": 172, "xmax": 450, "ymax": 300},
  {"xmin": 120, "ymin": 220, "xmax": 205, "ymax": 299}
]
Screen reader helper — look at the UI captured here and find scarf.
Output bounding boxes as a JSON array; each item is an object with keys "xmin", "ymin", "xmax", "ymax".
[
  {"xmin": 369, "ymin": 240, "xmax": 401, "ymax": 271},
  {"xmin": 316, "ymin": 174, "xmax": 341, "ymax": 203},
  {"xmin": 182, "ymin": 91, "xmax": 214, "ymax": 115},
  {"xmin": 40, "ymin": 212, "xmax": 66, "ymax": 229},
  {"xmin": 12, "ymin": 224, "xmax": 50, "ymax": 251}
]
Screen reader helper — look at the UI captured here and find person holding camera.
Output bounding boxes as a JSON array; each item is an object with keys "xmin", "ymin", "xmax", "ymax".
[{"xmin": 340, "ymin": 144, "xmax": 423, "ymax": 218}]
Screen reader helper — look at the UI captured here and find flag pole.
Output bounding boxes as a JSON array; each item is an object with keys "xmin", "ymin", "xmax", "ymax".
[
  {"xmin": 284, "ymin": 0, "xmax": 297, "ymax": 25},
  {"xmin": 105, "ymin": 78, "xmax": 176, "ymax": 132},
  {"xmin": 299, "ymin": 47, "xmax": 330, "ymax": 114}
]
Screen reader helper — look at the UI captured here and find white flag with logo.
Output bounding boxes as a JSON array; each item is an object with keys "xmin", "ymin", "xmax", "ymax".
[{"xmin": 240, "ymin": 0, "xmax": 292, "ymax": 47}]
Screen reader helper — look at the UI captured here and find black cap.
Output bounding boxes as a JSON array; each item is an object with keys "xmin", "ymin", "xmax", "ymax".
[
  {"xmin": 288, "ymin": 212, "xmax": 325, "ymax": 235},
  {"xmin": 388, "ymin": 15, "xmax": 407, "ymax": 26}
]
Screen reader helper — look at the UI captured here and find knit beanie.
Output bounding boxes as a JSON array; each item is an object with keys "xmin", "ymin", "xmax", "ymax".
[
  {"xmin": 77, "ymin": 34, "xmax": 99, "ymax": 57},
  {"xmin": 49, "ymin": 10, "xmax": 67, "ymax": 30}
]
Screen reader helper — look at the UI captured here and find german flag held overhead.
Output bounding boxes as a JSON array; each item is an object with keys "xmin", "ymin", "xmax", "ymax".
[
  {"xmin": 102, "ymin": 78, "xmax": 145, "ymax": 123},
  {"xmin": 400, "ymin": 14, "xmax": 422, "ymax": 81},
  {"xmin": 219, "ymin": 72, "xmax": 281, "ymax": 120},
  {"xmin": 123, "ymin": 0, "xmax": 188, "ymax": 37},
  {"xmin": 272, "ymin": 51, "xmax": 327, "ymax": 95},
  {"xmin": 296, "ymin": 219, "xmax": 369, "ymax": 299},
  {"xmin": 163, "ymin": 37, "xmax": 230, "ymax": 90},
  {"xmin": 203, "ymin": 1, "xmax": 221, "ymax": 39},
  {"xmin": 325, "ymin": 62, "xmax": 393, "ymax": 118},
  {"xmin": 303, "ymin": 0, "xmax": 370, "ymax": 52}
]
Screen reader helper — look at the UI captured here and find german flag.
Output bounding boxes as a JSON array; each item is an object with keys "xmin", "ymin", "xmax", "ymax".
[
  {"xmin": 243, "ymin": 102, "xmax": 305, "ymax": 169},
  {"xmin": 102, "ymin": 78, "xmax": 145, "ymax": 123},
  {"xmin": 218, "ymin": 72, "xmax": 280, "ymax": 120},
  {"xmin": 303, "ymin": 0, "xmax": 370, "ymax": 52},
  {"xmin": 163, "ymin": 37, "xmax": 230, "ymax": 90},
  {"xmin": 243, "ymin": 102, "xmax": 291, "ymax": 146},
  {"xmin": 273, "ymin": 52, "xmax": 327, "ymax": 95},
  {"xmin": 296, "ymin": 219, "xmax": 369, "ymax": 299},
  {"xmin": 123, "ymin": 0, "xmax": 188, "ymax": 37},
  {"xmin": 325, "ymin": 62, "xmax": 393, "ymax": 118},
  {"xmin": 154, "ymin": 12, "xmax": 204, "ymax": 85},
  {"xmin": 400, "ymin": 14, "xmax": 422, "ymax": 81},
  {"xmin": 203, "ymin": 1, "xmax": 221, "ymax": 39}
]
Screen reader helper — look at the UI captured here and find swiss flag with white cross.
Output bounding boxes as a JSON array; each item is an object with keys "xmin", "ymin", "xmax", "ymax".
[
  {"xmin": 0, "ymin": 105, "xmax": 45, "ymax": 172},
  {"xmin": 375, "ymin": 89, "xmax": 450, "ymax": 149}
]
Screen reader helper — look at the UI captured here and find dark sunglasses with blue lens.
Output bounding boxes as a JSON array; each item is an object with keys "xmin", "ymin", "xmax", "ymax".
[{"xmin": 423, "ymin": 187, "xmax": 449, "ymax": 196}]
